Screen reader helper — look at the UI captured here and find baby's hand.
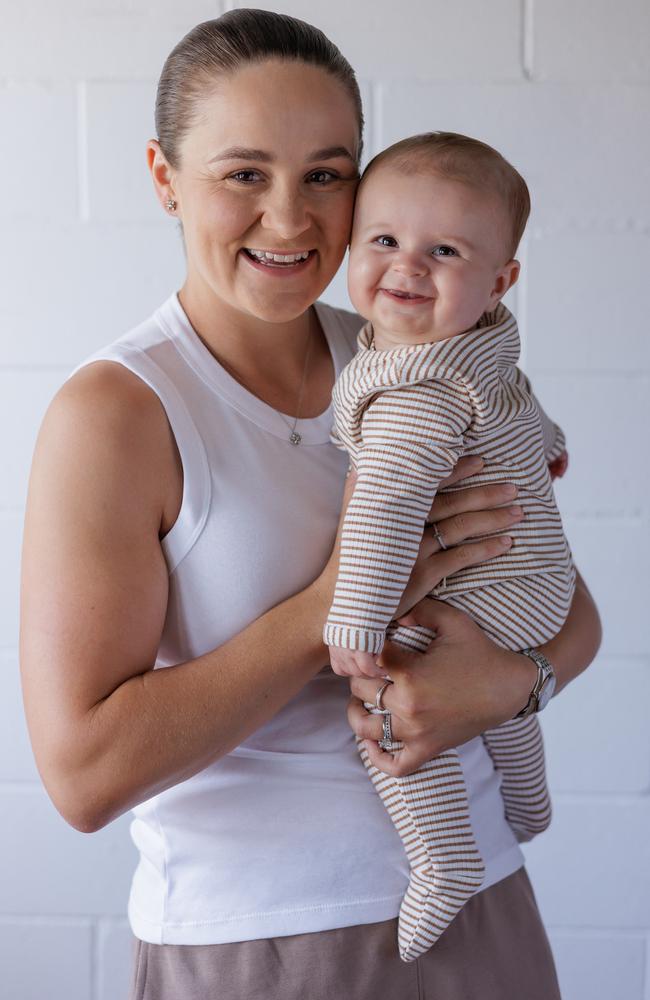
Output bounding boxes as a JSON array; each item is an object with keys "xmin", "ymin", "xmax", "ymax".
[
  {"xmin": 328, "ymin": 646, "xmax": 385, "ymax": 679},
  {"xmin": 548, "ymin": 450, "xmax": 569, "ymax": 480}
]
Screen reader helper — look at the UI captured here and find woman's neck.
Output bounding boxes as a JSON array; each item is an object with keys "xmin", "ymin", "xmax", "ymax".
[{"xmin": 177, "ymin": 278, "xmax": 333, "ymax": 417}]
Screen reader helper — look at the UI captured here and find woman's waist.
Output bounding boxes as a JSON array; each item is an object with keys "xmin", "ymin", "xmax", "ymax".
[{"xmin": 131, "ymin": 745, "xmax": 408, "ymax": 887}]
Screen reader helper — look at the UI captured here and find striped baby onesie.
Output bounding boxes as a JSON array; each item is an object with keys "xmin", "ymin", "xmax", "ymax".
[{"xmin": 324, "ymin": 302, "xmax": 575, "ymax": 962}]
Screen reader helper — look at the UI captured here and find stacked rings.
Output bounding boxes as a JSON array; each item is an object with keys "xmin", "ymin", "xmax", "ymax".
[{"xmin": 363, "ymin": 679, "xmax": 403, "ymax": 754}]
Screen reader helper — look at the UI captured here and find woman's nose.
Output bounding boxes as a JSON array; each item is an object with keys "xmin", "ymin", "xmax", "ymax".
[{"xmin": 260, "ymin": 185, "xmax": 311, "ymax": 240}]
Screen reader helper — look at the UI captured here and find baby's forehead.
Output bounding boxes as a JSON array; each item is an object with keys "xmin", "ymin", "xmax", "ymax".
[{"xmin": 358, "ymin": 162, "xmax": 507, "ymax": 218}]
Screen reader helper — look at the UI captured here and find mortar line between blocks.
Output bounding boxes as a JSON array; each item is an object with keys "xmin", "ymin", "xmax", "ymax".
[
  {"xmin": 371, "ymin": 80, "xmax": 383, "ymax": 158},
  {"xmin": 548, "ymin": 927, "xmax": 650, "ymax": 941},
  {"xmin": 0, "ymin": 915, "xmax": 95, "ymax": 928},
  {"xmin": 522, "ymin": 0, "xmax": 534, "ymax": 80},
  {"xmin": 91, "ymin": 919, "xmax": 99, "ymax": 1000},
  {"xmin": 77, "ymin": 81, "xmax": 90, "ymax": 223}
]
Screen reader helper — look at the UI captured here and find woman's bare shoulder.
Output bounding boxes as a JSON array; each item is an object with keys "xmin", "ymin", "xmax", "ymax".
[
  {"xmin": 43, "ymin": 360, "xmax": 182, "ymax": 531},
  {"xmin": 59, "ymin": 359, "xmax": 164, "ymax": 421}
]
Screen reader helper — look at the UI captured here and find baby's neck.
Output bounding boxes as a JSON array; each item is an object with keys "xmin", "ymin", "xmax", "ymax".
[{"xmin": 372, "ymin": 322, "xmax": 473, "ymax": 352}]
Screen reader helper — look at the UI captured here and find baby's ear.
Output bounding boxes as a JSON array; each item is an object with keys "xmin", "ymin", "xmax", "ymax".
[{"xmin": 489, "ymin": 259, "xmax": 520, "ymax": 307}]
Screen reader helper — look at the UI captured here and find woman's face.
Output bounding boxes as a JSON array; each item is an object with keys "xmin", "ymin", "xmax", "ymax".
[{"xmin": 163, "ymin": 60, "xmax": 360, "ymax": 324}]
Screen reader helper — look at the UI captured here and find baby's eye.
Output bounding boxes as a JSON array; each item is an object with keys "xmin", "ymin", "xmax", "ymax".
[
  {"xmin": 374, "ymin": 235, "xmax": 398, "ymax": 247},
  {"xmin": 228, "ymin": 170, "xmax": 262, "ymax": 184},
  {"xmin": 432, "ymin": 245, "xmax": 457, "ymax": 257}
]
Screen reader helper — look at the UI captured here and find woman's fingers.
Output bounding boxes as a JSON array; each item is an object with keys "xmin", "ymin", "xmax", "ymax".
[
  {"xmin": 434, "ymin": 533, "xmax": 513, "ymax": 575},
  {"xmin": 361, "ymin": 738, "xmax": 425, "ymax": 777},
  {"xmin": 348, "ymin": 669, "xmax": 400, "ymax": 712},
  {"xmin": 347, "ymin": 695, "xmax": 402, "ymax": 741},
  {"xmin": 398, "ymin": 597, "xmax": 479, "ymax": 640},
  {"xmin": 437, "ymin": 455, "xmax": 483, "ymax": 488},
  {"xmin": 429, "ymin": 481, "xmax": 518, "ymax": 521},
  {"xmin": 397, "ymin": 533, "xmax": 514, "ymax": 616},
  {"xmin": 424, "ymin": 504, "xmax": 522, "ymax": 553}
]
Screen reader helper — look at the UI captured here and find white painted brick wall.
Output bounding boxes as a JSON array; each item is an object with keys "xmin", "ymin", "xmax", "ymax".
[{"xmin": 2, "ymin": 2, "xmax": 647, "ymax": 997}]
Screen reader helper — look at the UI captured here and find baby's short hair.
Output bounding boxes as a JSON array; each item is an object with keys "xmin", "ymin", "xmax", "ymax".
[{"xmin": 360, "ymin": 132, "xmax": 530, "ymax": 260}]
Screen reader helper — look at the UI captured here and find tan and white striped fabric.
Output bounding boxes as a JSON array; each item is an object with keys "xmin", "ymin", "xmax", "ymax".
[{"xmin": 324, "ymin": 303, "xmax": 576, "ymax": 962}]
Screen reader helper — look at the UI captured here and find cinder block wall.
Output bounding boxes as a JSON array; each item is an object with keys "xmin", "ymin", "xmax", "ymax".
[{"xmin": 2, "ymin": 2, "xmax": 648, "ymax": 997}]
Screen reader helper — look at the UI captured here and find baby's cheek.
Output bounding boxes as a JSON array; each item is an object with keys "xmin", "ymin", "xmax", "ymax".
[{"xmin": 347, "ymin": 249, "xmax": 381, "ymax": 320}]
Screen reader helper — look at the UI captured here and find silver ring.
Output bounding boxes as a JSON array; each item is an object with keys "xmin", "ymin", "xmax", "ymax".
[
  {"xmin": 363, "ymin": 679, "xmax": 394, "ymax": 716},
  {"xmin": 378, "ymin": 714, "xmax": 402, "ymax": 752},
  {"xmin": 374, "ymin": 680, "xmax": 392, "ymax": 714},
  {"xmin": 431, "ymin": 521, "xmax": 448, "ymax": 550}
]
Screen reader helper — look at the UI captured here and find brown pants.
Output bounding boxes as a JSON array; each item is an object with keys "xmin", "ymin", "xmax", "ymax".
[{"xmin": 128, "ymin": 867, "xmax": 561, "ymax": 1000}]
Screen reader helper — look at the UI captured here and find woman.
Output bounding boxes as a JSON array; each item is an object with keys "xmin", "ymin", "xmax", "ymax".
[{"xmin": 19, "ymin": 10, "xmax": 600, "ymax": 999}]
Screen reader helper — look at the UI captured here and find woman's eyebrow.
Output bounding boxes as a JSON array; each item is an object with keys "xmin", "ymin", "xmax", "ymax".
[
  {"xmin": 208, "ymin": 146, "xmax": 271, "ymax": 163},
  {"xmin": 307, "ymin": 146, "xmax": 356, "ymax": 163},
  {"xmin": 208, "ymin": 145, "xmax": 356, "ymax": 164}
]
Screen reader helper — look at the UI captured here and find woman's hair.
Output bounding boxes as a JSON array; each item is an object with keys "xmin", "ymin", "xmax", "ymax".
[
  {"xmin": 360, "ymin": 132, "xmax": 530, "ymax": 259},
  {"xmin": 156, "ymin": 9, "xmax": 364, "ymax": 168}
]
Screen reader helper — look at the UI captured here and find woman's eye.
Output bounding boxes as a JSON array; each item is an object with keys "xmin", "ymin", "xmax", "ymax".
[
  {"xmin": 307, "ymin": 170, "xmax": 337, "ymax": 184},
  {"xmin": 432, "ymin": 245, "xmax": 457, "ymax": 257},
  {"xmin": 228, "ymin": 170, "xmax": 262, "ymax": 183},
  {"xmin": 375, "ymin": 235, "xmax": 398, "ymax": 247}
]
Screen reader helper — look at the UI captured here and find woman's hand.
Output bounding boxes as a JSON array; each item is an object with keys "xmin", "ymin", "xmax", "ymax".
[
  {"xmin": 346, "ymin": 598, "xmax": 536, "ymax": 778},
  {"xmin": 312, "ymin": 455, "xmax": 524, "ymax": 628},
  {"xmin": 396, "ymin": 456, "xmax": 524, "ymax": 619}
]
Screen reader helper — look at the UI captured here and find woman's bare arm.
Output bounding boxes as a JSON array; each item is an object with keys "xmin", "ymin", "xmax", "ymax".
[
  {"xmin": 20, "ymin": 364, "xmax": 331, "ymax": 833},
  {"xmin": 539, "ymin": 569, "xmax": 601, "ymax": 694},
  {"xmin": 20, "ymin": 369, "xmax": 525, "ymax": 833}
]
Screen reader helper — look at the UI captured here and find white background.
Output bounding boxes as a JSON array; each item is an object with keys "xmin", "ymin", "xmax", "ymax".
[{"xmin": 1, "ymin": 2, "xmax": 648, "ymax": 997}]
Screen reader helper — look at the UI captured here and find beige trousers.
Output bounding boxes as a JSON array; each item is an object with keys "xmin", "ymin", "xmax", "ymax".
[{"xmin": 128, "ymin": 867, "xmax": 561, "ymax": 1000}]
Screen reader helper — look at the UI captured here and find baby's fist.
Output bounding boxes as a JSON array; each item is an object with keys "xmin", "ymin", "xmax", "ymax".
[
  {"xmin": 548, "ymin": 450, "xmax": 569, "ymax": 480},
  {"xmin": 329, "ymin": 646, "xmax": 384, "ymax": 678}
]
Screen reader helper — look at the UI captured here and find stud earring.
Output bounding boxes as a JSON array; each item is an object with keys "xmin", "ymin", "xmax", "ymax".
[{"xmin": 166, "ymin": 197, "xmax": 177, "ymax": 212}]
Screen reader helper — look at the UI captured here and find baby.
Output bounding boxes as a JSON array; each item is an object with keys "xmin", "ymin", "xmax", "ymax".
[{"xmin": 323, "ymin": 132, "xmax": 575, "ymax": 962}]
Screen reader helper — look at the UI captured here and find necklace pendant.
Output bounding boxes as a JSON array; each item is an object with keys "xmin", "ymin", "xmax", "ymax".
[{"xmin": 289, "ymin": 430, "xmax": 302, "ymax": 446}]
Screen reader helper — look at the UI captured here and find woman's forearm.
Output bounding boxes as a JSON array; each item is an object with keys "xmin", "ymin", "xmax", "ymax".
[
  {"xmin": 74, "ymin": 586, "xmax": 327, "ymax": 832},
  {"xmin": 539, "ymin": 569, "xmax": 602, "ymax": 695}
]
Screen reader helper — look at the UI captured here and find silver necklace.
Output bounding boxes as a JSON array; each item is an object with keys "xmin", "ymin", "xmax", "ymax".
[{"xmin": 276, "ymin": 326, "xmax": 313, "ymax": 445}]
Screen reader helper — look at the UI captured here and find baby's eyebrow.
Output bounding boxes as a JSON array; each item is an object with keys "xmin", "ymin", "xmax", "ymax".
[{"xmin": 208, "ymin": 145, "xmax": 356, "ymax": 164}]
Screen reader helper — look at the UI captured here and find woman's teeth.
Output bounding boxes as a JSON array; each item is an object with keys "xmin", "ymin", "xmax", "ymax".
[{"xmin": 245, "ymin": 249, "xmax": 310, "ymax": 265}]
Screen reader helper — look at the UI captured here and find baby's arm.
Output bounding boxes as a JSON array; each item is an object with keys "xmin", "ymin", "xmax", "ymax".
[
  {"xmin": 324, "ymin": 380, "xmax": 472, "ymax": 675},
  {"xmin": 513, "ymin": 366, "xmax": 568, "ymax": 473}
]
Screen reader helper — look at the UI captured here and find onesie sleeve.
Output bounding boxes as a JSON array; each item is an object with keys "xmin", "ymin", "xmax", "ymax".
[
  {"xmin": 323, "ymin": 379, "xmax": 472, "ymax": 655},
  {"xmin": 514, "ymin": 366, "xmax": 567, "ymax": 463}
]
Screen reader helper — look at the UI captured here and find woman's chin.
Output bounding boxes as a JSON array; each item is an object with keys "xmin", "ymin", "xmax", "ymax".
[{"xmin": 240, "ymin": 290, "xmax": 319, "ymax": 325}]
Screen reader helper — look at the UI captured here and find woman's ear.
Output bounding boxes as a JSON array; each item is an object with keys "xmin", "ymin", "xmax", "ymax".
[
  {"xmin": 147, "ymin": 140, "xmax": 177, "ymax": 215},
  {"xmin": 487, "ymin": 259, "xmax": 520, "ymax": 309}
]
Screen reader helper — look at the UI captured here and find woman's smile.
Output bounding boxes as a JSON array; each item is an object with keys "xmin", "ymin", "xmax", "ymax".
[{"xmin": 241, "ymin": 247, "xmax": 317, "ymax": 273}]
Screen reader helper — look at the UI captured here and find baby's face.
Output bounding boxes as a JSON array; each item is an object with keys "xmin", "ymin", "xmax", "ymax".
[{"xmin": 348, "ymin": 167, "xmax": 516, "ymax": 348}]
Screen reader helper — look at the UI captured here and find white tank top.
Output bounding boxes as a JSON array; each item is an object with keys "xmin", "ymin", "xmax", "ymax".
[{"xmin": 69, "ymin": 293, "xmax": 523, "ymax": 945}]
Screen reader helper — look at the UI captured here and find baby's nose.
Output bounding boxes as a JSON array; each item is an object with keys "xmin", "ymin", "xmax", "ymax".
[{"xmin": 392, "ymin": 253, "xmax": 428, "ymax": 277}]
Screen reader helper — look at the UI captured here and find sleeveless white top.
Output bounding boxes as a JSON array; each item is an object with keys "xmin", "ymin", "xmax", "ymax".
[{"xmin": 68, "ymin": 294, "xmax": 523, "ymax": 945}]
